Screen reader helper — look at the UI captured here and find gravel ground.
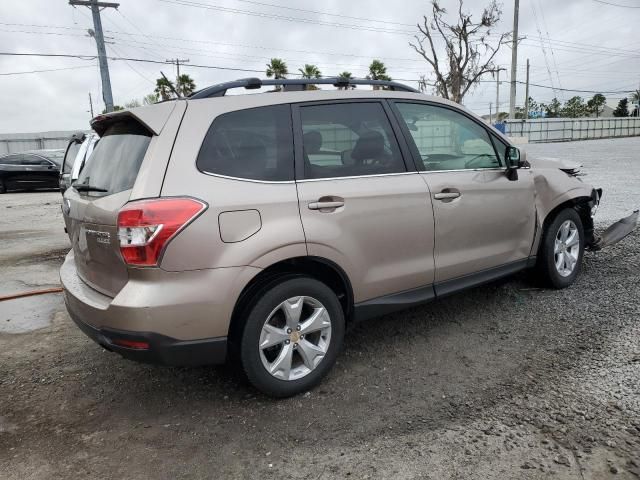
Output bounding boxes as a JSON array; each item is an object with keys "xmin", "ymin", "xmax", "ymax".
[{"xmin": 0, "ymin": 138, "xmax": 639, "ymax": 479}]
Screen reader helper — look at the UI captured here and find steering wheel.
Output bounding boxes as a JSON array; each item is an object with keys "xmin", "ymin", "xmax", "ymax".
[{"xmin": 465, "ymin": 154, "xmax": 498, "ymax": 169}]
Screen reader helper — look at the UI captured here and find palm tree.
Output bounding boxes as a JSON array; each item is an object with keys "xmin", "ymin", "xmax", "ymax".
[
  {"xmin": 366, "ymin": 60, "xmax": 391, "ymax": 90},
  {"xmin": 154, "ymin": 77, "xmax": 175, "ymax": 101},
  {"xmin": 176, "ymin": 74, "xmax": 196, "ymax": 97},
  {"xmin": 143, "ymin": 93, "xmax": 159, "ymax": 105},
  {"xmin": 298, "ymin": 64, "xmax": 321, "ymax": 90},
  {"xmin": 299, "ymin": 64, "xmax": 321, "ymax": 79},
  {"xmin": 337, "ymin": 71, "xmax": 355, "ymax": 90},
  {"xmin": 266, "ymin": 58, "xmax": 288, "ymax": 79}
]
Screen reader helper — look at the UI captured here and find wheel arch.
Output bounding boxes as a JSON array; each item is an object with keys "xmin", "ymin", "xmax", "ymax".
[
  {"xmin": 538, "ymin": 195, "xmax": 595, "ymax": 252},
  {"xmin": 227, "ymin": 256, "xmax": 354, "ymax": 354}
]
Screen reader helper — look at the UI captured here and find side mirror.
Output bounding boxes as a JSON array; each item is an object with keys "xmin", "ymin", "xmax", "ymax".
[
  {"xmin": 505, "ymin": 146, "xmax": 520, "ymax": 181},
  {"xmin": 506, "ymin": 146, "xmax": 520, "ymax": 168}
]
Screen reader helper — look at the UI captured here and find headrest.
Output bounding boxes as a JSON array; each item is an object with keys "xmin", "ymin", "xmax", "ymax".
[
  {"xmin": 351, "ymin": 130, "xmax": 384, "ymax": 161},
  {"xmin": 303, "ymin": 130, "xmax": 322, "ymax": 155}
]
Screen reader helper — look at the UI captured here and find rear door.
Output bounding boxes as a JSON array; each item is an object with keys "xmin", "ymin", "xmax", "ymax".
[
  {"xmin": 294, "ymin": 101, "xmax": 435, "ymax": 303},
  {"xmin": 390, "ymin": 101, "xmax": 536, "ymax": 284},
  {"xmin": 63, "ymin": 118, "xmax": 153, "ymax": 296}
]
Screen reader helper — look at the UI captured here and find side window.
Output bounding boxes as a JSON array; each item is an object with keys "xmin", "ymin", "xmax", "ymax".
[
  {"xmin": 299, "ymin": 102, "xmax": 406, "ymax": 179},
  {"xmin": 197, "ymin": 104, "xmax": 294, "ymax": 181},
  {"xmin": 0, "ymin": 155, "xmax": 20, "ymax": 165},
  {"xmin": 394, "ymin": 102, "xmax": 501, "ymax": 171},
  {"xmin": 21, "ymin": 155, "xmax": 46, "ymax": 166}
]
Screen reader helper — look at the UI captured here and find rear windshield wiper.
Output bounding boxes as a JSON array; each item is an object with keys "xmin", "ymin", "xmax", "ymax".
[{"xmin": 73, "ymin": 184, "xmax": 108, "ymax": 193}]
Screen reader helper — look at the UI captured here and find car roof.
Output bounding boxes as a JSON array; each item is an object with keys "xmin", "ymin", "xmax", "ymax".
[{"xmin": 94, "ymin": 89, "xmax": 513, "ymax": 146}]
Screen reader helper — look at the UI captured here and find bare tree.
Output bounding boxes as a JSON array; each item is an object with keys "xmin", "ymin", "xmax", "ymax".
[{"xmin": 409, "ymin": 0, "xmax": 510, "ymax": 103}]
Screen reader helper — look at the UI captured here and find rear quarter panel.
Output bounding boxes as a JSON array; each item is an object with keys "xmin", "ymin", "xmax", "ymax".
[{"xmin": 159, "ymin": 98, "xmax": 306, "ymax": 272}]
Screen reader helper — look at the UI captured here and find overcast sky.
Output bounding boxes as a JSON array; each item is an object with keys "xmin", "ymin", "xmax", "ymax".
[{"xmin": 0, "ymin": 0, "xmax": 638, "ymax": 133}]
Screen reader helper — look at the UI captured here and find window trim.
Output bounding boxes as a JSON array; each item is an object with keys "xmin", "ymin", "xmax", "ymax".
[
  {"xmin": 292, "ymin": 99, "xmax": 414, "ymax": 181},
  {"xmin": 388, "ymin": 99, "xmax": 508, "ymax": 174},
  {"xmin": 195, "ymin": 103, "xmax": 296, "ymax": 183}
]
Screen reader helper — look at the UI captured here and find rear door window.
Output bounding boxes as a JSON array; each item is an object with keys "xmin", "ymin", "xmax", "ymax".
[
  {"xmin": 76, "ymin": 119, "xmax": 151, "ymax": 195},
  {"xmin": 197, "ymin": 104, "xmax": 294, "ymax": 181},
  {"xmin": 298, "ymin": 102, "xmax": 406, "ymax": 179}
]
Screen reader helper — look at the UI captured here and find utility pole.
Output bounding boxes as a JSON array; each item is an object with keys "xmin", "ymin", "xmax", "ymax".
[
  {"xmin": 489, "ymin": 102, "xmax": 493, "ymax": 124},
  {"xmin": 166, "ymin": 58, "xmax": 190, "ymax": 80},
  {"xmin": 509, "ymin": 0, "xmax": 519, "ymax": 119},
  {"xmin": 88, "ymin": 92, "xmax": 94, "ymax": 118},
  {"xmin": 495, "ymin": 67, "xmax": 505, "ymax": 124},
  {"xmin": 69, "ymin": 0, "xmax": 119, "ymax": 113},
  {"xmin": 524, "ymin": 59, "xmax": 530, "ymax": 120}
]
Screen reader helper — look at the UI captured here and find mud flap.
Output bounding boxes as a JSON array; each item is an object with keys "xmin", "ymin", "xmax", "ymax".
[{"xmin": 588, "ymin": 210, "xmax": 639, "ymax": 251}]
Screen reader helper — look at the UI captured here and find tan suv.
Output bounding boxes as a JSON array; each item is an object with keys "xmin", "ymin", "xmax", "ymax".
[{"xmin": 61, "ymin": 77, "xmax": 632, "ymax": 397}]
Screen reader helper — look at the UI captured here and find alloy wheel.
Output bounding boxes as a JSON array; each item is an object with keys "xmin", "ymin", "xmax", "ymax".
[
  {"xmin": 259, "ymin": 296, "xmax": 332, "ymax": 381},
  {"xmin": 554, "ymin": 219, "xmax": 580, "ymax": 277}
]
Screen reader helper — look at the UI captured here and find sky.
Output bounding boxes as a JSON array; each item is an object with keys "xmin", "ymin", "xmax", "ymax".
[{"xmin": 0, "ymin": 0, "xmax": 638, "ymax": 133}]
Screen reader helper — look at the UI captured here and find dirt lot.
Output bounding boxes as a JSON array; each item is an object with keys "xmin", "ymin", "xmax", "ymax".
[{"xmin": 1, "ymin": 138, "xmax": 639, "ymax": 479}]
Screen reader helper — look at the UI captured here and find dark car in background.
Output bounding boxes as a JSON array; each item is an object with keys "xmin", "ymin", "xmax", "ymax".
[{"xmin": 0, "ymin": 149, "xmax": 64, "ymax": 193}]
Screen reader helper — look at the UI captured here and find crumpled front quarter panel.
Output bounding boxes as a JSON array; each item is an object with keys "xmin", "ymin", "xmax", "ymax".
[{"xmin": 529, "ymin": 158, "xmax": 595, "ymax": 253}]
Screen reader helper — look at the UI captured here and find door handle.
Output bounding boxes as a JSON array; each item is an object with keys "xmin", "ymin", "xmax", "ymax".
[
  {"xmin": 308, "ymin": 200, "xmax": 344, "ymax": 210},
  {"xmin": 434, "ymin": 192, "xmax": 461, "ymax": 200}
]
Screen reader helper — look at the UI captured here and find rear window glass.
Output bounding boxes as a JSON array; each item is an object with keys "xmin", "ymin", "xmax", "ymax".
[
  {"xmin": 63, "ymin": 142, "xmax": 81, "ymax": 173},
  {"xmin": 196, "ymin": 104, "xmax": 294, "ymax": 181},
  {"xmin": 76, "ymin": 120, "xmax": 151, "ymax": 195}
]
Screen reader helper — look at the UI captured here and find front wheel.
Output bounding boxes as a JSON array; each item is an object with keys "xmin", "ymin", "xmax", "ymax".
[
  {"xmin": 536, "ymin": 208, "xmax": 584, "ymax": 289},
  {"xmin": 240, "ymin": 277, "xmax": 345, "ymax": 397}
]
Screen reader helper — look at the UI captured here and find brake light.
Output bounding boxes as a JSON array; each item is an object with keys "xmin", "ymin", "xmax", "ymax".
[{"xmin": 117, "ymin": 197, "xmax": 206, "ymax": 267}]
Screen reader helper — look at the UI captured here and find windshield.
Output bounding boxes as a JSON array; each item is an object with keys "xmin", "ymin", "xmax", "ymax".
[{"xmin": 76, "ymin": 120, "xmax": 151, "ymax": 196}]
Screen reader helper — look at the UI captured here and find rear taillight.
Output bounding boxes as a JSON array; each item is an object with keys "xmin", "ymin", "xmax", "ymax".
[{"xmin": 117, "ymin": 197, "xmax": 206, "ymax": 267}]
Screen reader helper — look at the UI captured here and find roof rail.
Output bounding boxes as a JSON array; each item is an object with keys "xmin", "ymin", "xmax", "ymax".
[{"xmin": 189, "ymin": 77, "xmax": 420, "ymax": 99}]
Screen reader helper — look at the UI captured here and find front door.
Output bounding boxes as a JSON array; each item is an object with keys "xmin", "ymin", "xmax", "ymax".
[
  {"xmin": 391, "ymin": 101, "xmax": 536, "ymax": 284},
  {"xmin": 294, "ymin": 101, "xmax": 435, "ymax": 303}
]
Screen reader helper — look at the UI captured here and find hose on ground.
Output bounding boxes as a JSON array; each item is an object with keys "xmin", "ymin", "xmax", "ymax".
[{"xmin": 0, "ymin": 287, "xmax": 63, "ymax": 302}]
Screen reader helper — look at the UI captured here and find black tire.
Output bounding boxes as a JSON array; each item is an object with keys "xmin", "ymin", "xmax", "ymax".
[
  {"xmin": 536, "ymin": 208, "xmax": 584, "ymax": 289},
  {"xmin": 0, "ymin": 179, "xmax": 6, "ymax": 194},
  {"xmin": 240, "ymin": 276, "xmax": 345, "ymax": 398}
]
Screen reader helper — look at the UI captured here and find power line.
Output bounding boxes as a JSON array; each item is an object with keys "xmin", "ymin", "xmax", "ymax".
[
  {"xmin": 3, "ymin": 51, "xmax": 638, "ymax": 96},
  {"xmin": 158, "ymin": 0, "xmax": 414, "ymax": 35},
  {"xmin": 232, "ymin": 0, "xmax": 414, "ymax": 27},
  {"xmin": 593, "ymin": 0, "xmax": 640, "ymax": 7},
  {"xmin": 0, "ymin": 65, "xmax": 95, "ymax": 76}
]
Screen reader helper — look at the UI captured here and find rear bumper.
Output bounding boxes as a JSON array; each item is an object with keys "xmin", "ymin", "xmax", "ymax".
[
  {"xmin": 69, "ymin": 310, "xmax": 227, "ymax": 366},
  {"xmin": 60, "ymin": 250, "xmax": 260, "ymax": 366}
]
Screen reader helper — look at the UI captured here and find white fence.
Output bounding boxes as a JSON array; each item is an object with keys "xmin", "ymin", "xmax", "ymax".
[
  {"xmin": 504, "ymin": 117, "xmax": 640, "ymax": 143},
  {"xmin": 0, "ymin": 131, "xmax": 84, "ymax": 155}
]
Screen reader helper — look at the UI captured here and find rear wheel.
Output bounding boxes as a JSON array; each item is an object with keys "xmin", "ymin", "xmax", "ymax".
[
  {"xmin": 240, "ymin": 277, "xmax": 344, "ymax": 397},
  {"xmin": 536, "ymin": 208, "xmax": 584, "ymax": 289}
]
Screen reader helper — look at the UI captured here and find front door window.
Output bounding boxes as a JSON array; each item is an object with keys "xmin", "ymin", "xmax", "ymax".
[{"xmin": 394, "ymin": 102, "xmax": 501, "ymax": 171}]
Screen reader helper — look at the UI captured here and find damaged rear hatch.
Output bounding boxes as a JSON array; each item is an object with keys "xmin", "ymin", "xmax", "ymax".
[{"xmin": 63, "ymin": 118, "xmax": 152, "ymax": 296}]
